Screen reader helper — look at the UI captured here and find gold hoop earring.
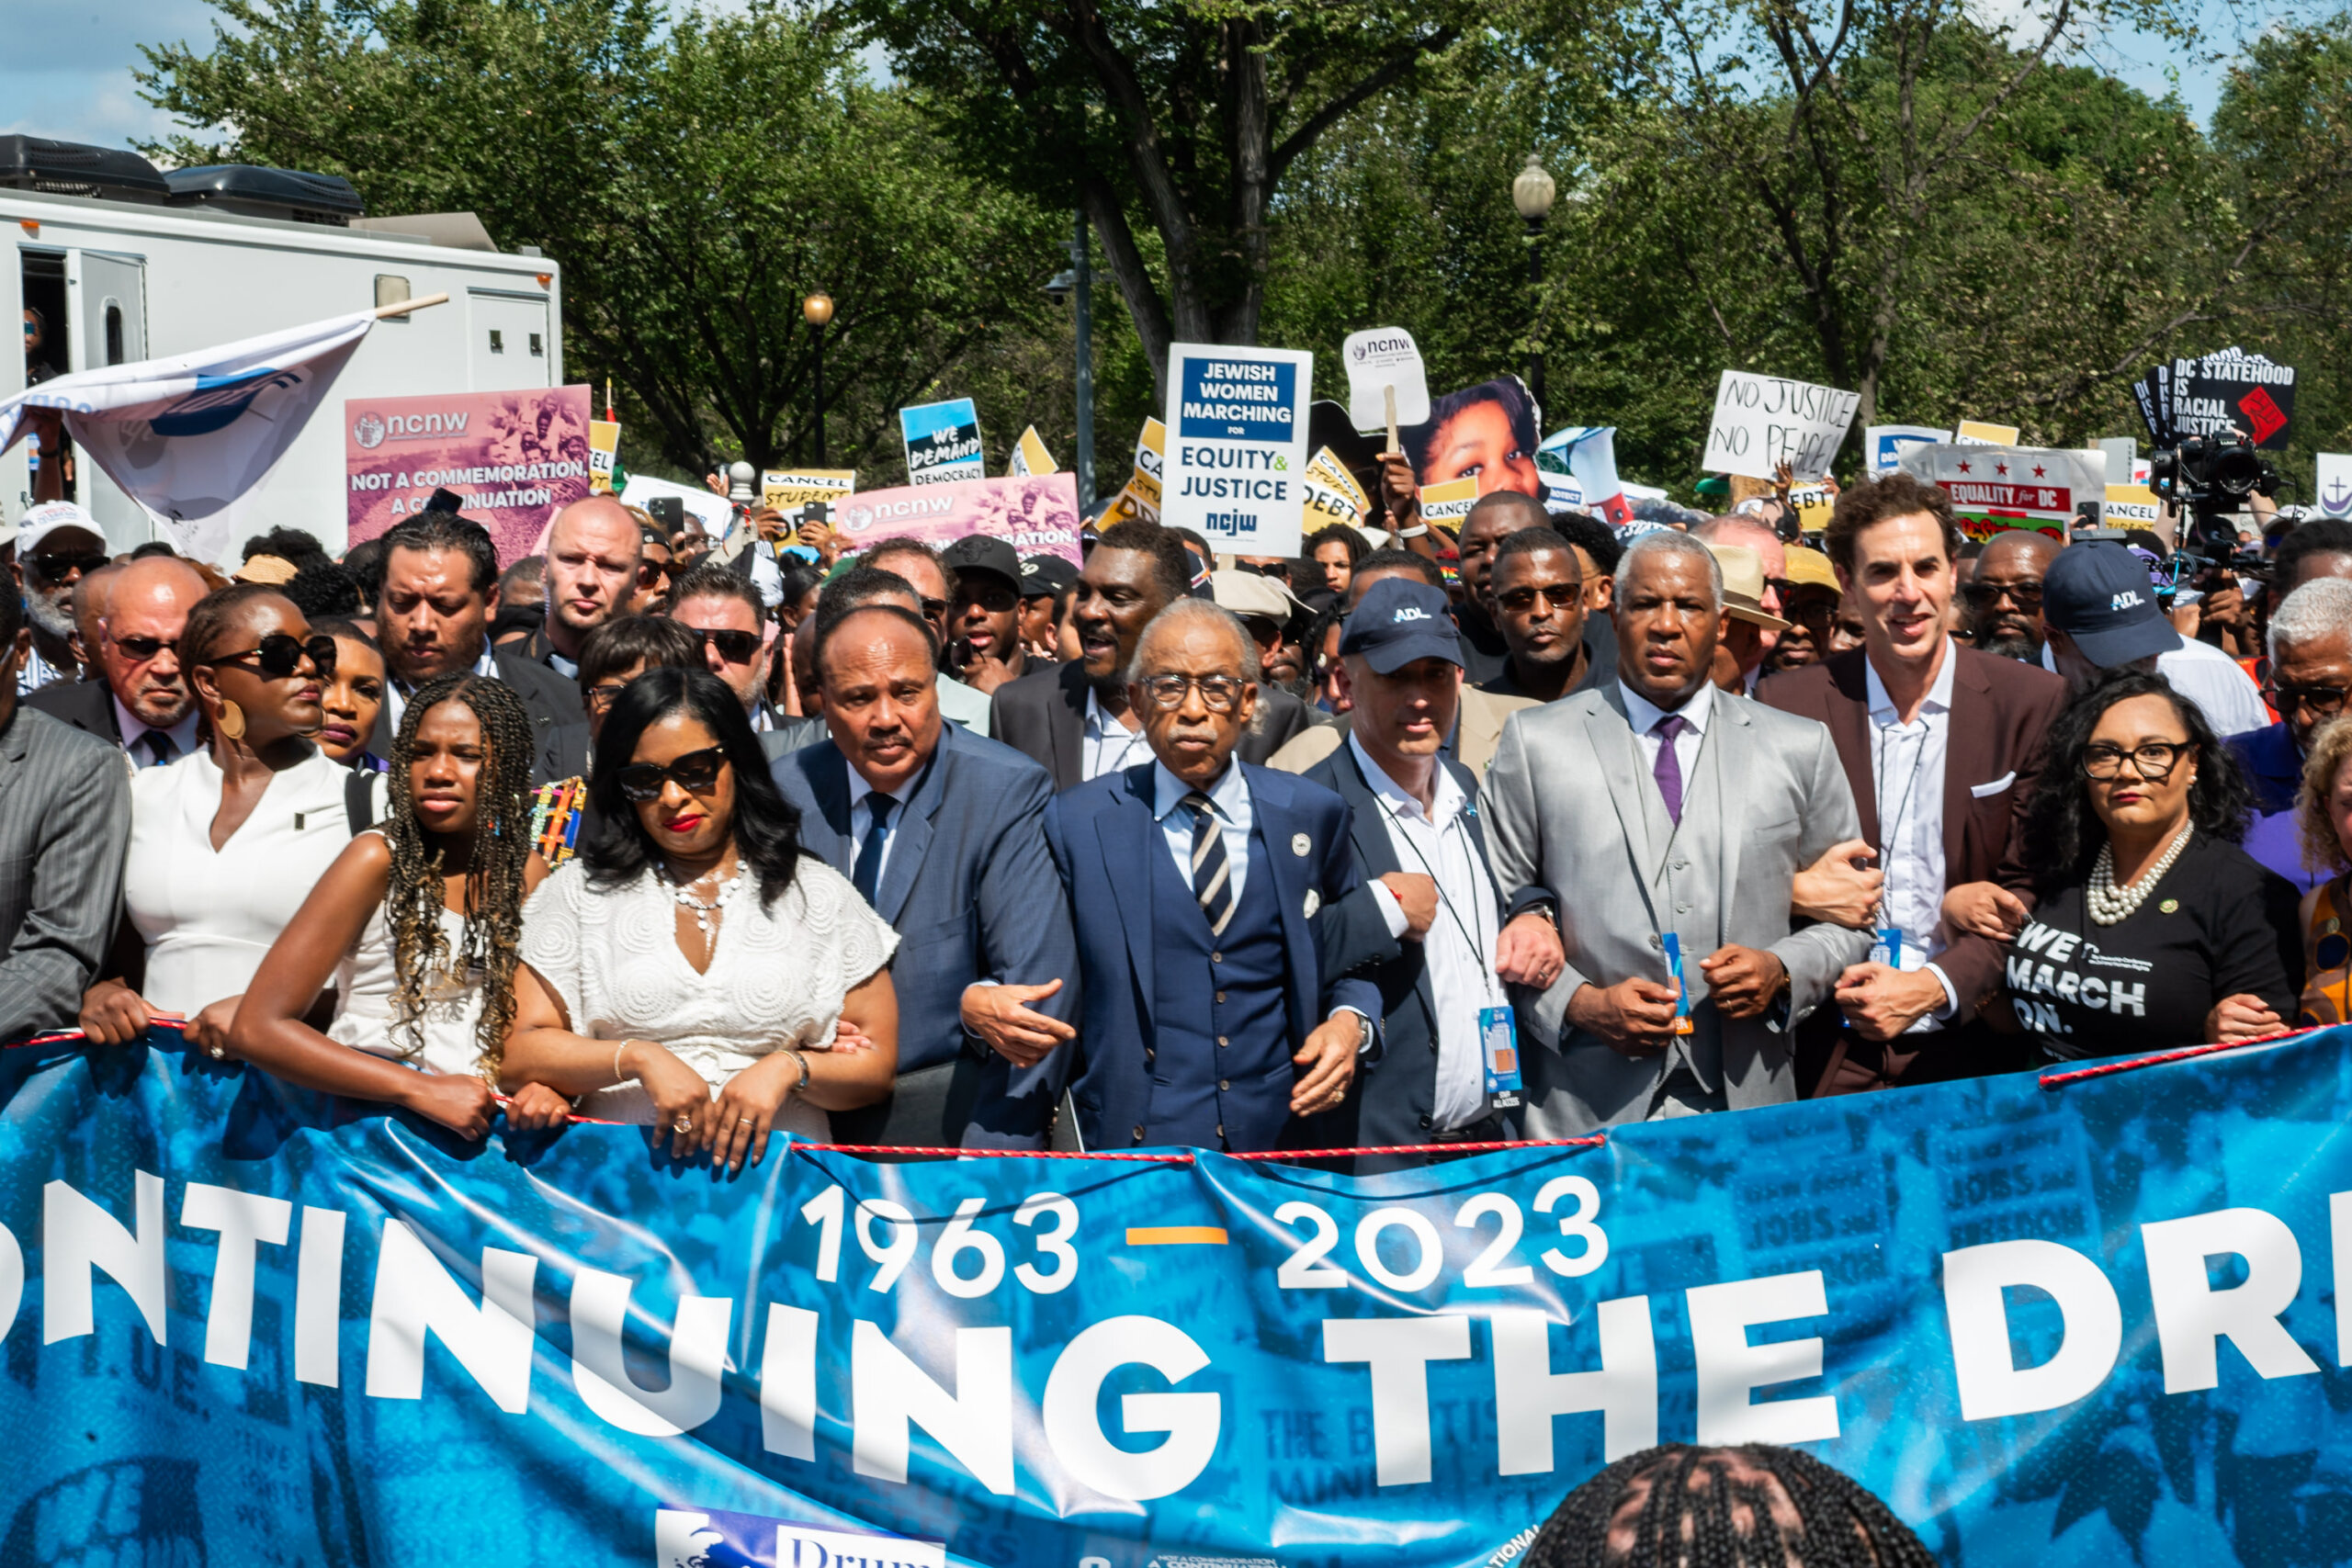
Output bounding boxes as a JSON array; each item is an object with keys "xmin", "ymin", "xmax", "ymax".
[{"xmin": 216, "ymin": 700, "xmax": 246, "ymax": 741}]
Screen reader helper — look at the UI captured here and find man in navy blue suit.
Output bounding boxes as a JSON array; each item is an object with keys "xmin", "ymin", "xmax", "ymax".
[
  {"xmin": 1044, "ymin": 597, "xmax": 1381, "ymax": 1153},
  {"xmin": 773, "ymin": 601, "xmax": 1080, "ymax": 1148}
]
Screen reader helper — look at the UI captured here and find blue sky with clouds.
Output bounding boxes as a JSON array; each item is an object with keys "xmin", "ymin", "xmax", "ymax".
[{"xmin": 1, "ymin": 0, "xmax": 2256, "ymax": 156}]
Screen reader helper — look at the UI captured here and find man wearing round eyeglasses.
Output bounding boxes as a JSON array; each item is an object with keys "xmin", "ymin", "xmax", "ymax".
[
  {"xmin": 28, "ymin": 553, "xmax": 209, "ymax": 767},
  {"xmin": 1045, "ymin": 598, "xmax": 1380, "ymax": 1153},
  {"xmin": 1962, "ymin": 530, "xmax": 2060, "ymax": 662},
  {"xmin": 2230, "ymin": 575, "xmax": 2352, "ymax": 891}
]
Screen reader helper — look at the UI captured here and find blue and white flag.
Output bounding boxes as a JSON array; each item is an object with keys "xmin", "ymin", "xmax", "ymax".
[{"xmin": 0, "ymin": 308, "xmax": 378, "ymax": 560}]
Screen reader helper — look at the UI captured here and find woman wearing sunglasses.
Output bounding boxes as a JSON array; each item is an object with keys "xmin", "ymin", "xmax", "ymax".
[
  {"xmin": 227, "ymin": 675, "xmax": 571, "ymax": 1138},
  {"xmin": 2004, "ymin": 671, "xmax": 2300, "ymax": 1059},
  {"xmin": 79, "ymin": 586, "xmax": 386, "ymax": 1057},
  {"xmin": 502, "ymin": 667, "xmax": 899, "ymax": 1170}
]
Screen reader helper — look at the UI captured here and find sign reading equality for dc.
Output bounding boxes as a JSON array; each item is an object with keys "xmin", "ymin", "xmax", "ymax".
[
  {"xmin": 1162, "ymin": 342, "xmax": 1312, "ymax": 555},
  {"xmin": 15, "ymin": 1028, "xmax": 2352, "ymax": 1568}
]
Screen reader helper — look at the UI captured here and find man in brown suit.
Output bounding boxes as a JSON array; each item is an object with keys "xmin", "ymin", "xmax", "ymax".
[{"xmin": 1759, "ymin": 473, "xmax": 2068, "ymax": 1095}]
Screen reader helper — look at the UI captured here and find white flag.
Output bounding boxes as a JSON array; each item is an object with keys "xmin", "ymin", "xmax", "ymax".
[{"xmin": 0, "ymin": 309, "xmax": 378, "ymax": 561}]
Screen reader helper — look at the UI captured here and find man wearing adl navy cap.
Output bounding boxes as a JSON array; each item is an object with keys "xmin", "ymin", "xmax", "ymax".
[
  {"xmin": 1301, "ymin": 578, "xmax": 1566, "ymax": 1170},
  {"xmin": 2040, "ymin": 540, "xmax": 2268, "ymax": 737}
]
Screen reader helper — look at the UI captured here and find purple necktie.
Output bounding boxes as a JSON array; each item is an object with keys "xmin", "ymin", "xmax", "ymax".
[{"xmin": 1652, "ymin": 714, "xmax": 1689, "ymax": 825}]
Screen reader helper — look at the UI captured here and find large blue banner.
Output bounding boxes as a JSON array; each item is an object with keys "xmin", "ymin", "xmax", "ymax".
[{"xmin": 5, "ymin": 1026, "xmax": 2349, "ymax": 1567}]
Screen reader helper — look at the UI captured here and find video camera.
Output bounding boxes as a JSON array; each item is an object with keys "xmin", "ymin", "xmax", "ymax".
[{"xmin": 2149, "ymin": 433, "xmax": 2277, "ymax": 565}]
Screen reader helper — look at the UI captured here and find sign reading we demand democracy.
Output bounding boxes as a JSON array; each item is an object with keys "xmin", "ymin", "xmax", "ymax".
[{"xmin": 1161, "ymin": 342, "xmax": 1313, "ymax": 555}]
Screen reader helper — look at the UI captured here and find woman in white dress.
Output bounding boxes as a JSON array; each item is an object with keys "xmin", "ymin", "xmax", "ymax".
[
  {"xmin": 80, "ymin": 585, "xmax": 378, "ymax": 1055},
  {"xmin": 228, "ymin": 674, "xmax": 571, "ymax": 1137},
  {"xmin": 503, "ymin": 667, "xmax": 899, "ymax": 1172}
]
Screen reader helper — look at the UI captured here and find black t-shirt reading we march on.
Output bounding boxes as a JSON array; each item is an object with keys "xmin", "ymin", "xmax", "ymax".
[{"xmin": 2009, "ymin": 833, "xmax": 2302, "ymax": 1060}]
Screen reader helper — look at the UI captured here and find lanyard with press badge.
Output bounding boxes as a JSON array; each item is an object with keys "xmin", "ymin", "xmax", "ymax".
[{"xmin": 1372, "ymin": 789, "xmax": 1521, "ymax": 1109}]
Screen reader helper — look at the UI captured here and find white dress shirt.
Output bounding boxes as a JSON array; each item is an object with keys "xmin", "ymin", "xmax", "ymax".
[
  {"xmin": 1084, "ymin": 688, "xmax": 1155, "ymax": 780},
  {"xmin": 1864, "ymin": 649, "xmax": 1959, "ymax": 1027},
  {"xmin": 112, "ymin": 695, "xmax": 201, "ymax": 769},
  {"xmin": 845, "ymin": 763, "xmax": 906, "ymax": 896},
  {"xmin": 386, "ymin": 641, "xmax": 500, "ymax": 731},
  {"xmin": 1618, "ymin": 678, "xmax": 1713, "ymax": 798},
  {"xmin": 1352, "ymin": 735, "xmax": 1499, "ymax": 1130}
]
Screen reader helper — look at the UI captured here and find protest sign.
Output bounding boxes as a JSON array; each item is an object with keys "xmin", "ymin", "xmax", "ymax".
[
  {"xmin": 1341, "ymin": 326, "xmax": 1430, "ymax": 435},
  {"xmin": 2170, "ymin": 346, "xmax": 2297, "ymax": 448},
  {"xmin": 1303, "ymin": 446, "xmax": 1370, "ymax": 536},
  {"xmin": 1952, "ymin": 419, "xmax": 2020, "ymax": 446},
  {"xmin": 2104, "ymin": 483, "xmax": 2167, "ymax": 543},
  {"xmin": 1418, "ymin": 474, "xmax": 1480, "ymax": 528},
  {"xmin": 1398, "ymin": 376, "xmax": 1545, "ymax": 500},
  {"xmin": 2319, "ymin": 454, "xmax": 2352, "ymax": 520},
  {"xmin": 1700, "ymin": 370, "xmax": 1859, "ymax": 481},
  {"xmin": 1162, "ymin": 342, "xmax": 1313, "ymax": 555},
  {"xmin": 587, "ymin": 419, "xmax": 620, "ymax": 492},
  {"xmin": 761, "ymin": 468, "xmax": 855, "ymax": 525},
  {"xmin": 14, "ymin": 1022, "xmax": 2352, "ymax": 1568},
  {"xmin": 1790, "ymin": 481, "xmax": 1834, "ymax": 534},
  {"xmin": 1535, "ymin": 426, "xmax": 1632, "ymax": 525},
  {"xmin": 899, "ymin": 398, "xmax": 986, "ymax": 487},
  {"xmin": 1007, "ymin": 425, "xmax": 1057, "ymax": 478},
  {"xmin": 1306, "ymin": 446, "xmax": 1369, "ymax": 512},
  {"xmin": 1898, "ymin": 442, "xmax": 2100, "ymax": 539},
  {"xmin": 346, "ymin": 385, "xmax": 592, "ymax": 564},
  {"xmin": 1864, "ymin": 423, "xmax": 1947, "ymax": 475},
  {"xmin": 831, "ymin": 471, "xmax": 1082, "ymax": 566}
]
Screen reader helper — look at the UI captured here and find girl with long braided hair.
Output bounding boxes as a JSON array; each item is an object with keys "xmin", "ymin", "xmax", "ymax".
[{"xmin": 228, "ymin": 674, "xmax": 572, "ymax": 1137}]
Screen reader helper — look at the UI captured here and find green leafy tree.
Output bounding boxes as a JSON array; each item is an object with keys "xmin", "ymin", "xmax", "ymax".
[{"xmin": 139, "ymin": 0, "xmax": 1062, "ymax": 475}]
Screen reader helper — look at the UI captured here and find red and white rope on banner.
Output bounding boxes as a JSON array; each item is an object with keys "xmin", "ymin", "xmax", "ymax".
[{"xmin": 2034, "ymin": 1022, "xmax": 2319, "ymax": 1089}]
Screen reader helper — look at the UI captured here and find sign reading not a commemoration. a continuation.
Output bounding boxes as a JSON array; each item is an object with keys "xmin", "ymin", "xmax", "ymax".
[{"xmin": 6, "ymin": 1029, "xmax": 2352, "ymax": 1567}]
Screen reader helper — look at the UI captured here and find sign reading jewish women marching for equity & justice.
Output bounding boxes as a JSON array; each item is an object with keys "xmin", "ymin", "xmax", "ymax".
[
  {"xmin": 899, "ymin": 398, "xmax": 986, "ymax": 486},
  {"xmin": 346, "ymin": 384, "xmax": 593, "ymax": 564},
  {"xmin": 1701, "ymin": 370, "xmax": 1860, "ymax": 481},
  {"xmin": 1162, "ymin": 343, "xmax": 1314, "ymax": 555}
]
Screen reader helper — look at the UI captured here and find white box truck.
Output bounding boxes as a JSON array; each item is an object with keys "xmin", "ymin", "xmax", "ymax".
[{"xmin": 5, "ymin": 143, "xmax": 563, "ymax": 551}]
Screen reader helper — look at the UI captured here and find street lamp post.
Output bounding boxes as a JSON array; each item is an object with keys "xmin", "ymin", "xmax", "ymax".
[
  {"xmin": 1511, "ymin": 154, "xmax": 1557, "ymax": 417},
  {"xmin": 802, "ymin": 291, "xmax": 834, "ymax": 465},
  {"xmin": 1044, "ymin": 216, "xmax": 1097, "ymax": 508}
]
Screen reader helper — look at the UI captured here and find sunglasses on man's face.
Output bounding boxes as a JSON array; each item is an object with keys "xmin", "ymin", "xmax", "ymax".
[
  {"xmin": 28, "ymin": 551, "xmax": 107, "ymax": 581},
  {"xmin": 687, "ymin": 626, "xmax": 762, "ymax": 664},
  {"xmin": 616, "ymin": 745, "xmax": 730, "ymax": 802},
  {"xmin": 213, "ymin": 633, "xmax": 338, "ymax": 680}
]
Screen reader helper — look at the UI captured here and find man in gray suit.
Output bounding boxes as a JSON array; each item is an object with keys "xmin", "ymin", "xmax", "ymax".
[
  {"xmin": 773, "ymin": 600, "xmax": 1080, "ymax": 1148},
  {"xmin": 1484, "ymin": 529, "xmax": 1868, "ymax": 1133},
  {"xmin": 0, "ymin": 581, "xmax": 130, "ymax": 1042}
]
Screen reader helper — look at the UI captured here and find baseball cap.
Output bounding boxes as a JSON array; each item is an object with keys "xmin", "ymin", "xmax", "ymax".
[
  {"xmin": 1018, "ymin": 554, "xmax": 1078, "ymax": 599},
  {"xmin": 2043, "ymin": 542, "xmax": 2181, "ymax": 667},
  {"xmin": 1339, "ymin": 577, "xmax": 1462, "ymax": 673},
  {"xmin": 941, "ymin": 533, "xmax": 1021, "ymax": 591},
  {"xmin": 17, "ymin": 500, "xmax": 105, "ymax": 559}
]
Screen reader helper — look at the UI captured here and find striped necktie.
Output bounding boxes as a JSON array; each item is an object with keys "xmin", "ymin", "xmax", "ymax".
[{"xmin": 1183, "ymin": 790, "xmax": 1236, "ymax": 937}]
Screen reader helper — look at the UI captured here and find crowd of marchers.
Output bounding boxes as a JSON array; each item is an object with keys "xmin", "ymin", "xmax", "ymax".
[{"xmin": 0, "ymin": 466, "xmax": 2347, "ymax": 1170}]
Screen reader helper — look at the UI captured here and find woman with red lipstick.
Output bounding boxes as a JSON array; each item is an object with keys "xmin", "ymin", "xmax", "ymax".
[
  {"xmin": 2008, "ymin": 671, "xmax": 2300, "ymax": 1059},
  {"xmin": 311, "ymin": 618, "xmax": 388, "ymax": 772},
  {"xmin": 79, "ymin": 585, "xmax": 385, "ymax": 1061},
  {"xmin": 503, "ymin": 667, "xmax": 899, "ymax": 1172},
  {"xmin": 227, "ymin": 674, "xmax": 569, "ymax": 1139}
]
